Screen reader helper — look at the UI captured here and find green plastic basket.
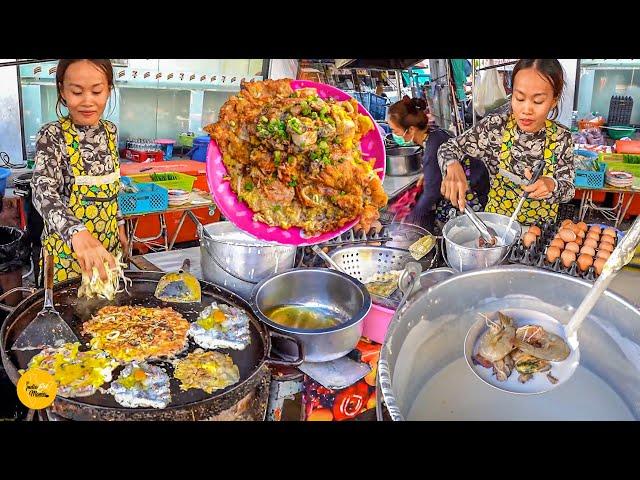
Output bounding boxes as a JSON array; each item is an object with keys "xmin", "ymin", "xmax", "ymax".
[{"xmin": 129, "ymin": 172, "xmax": 196, "ymax": 192}]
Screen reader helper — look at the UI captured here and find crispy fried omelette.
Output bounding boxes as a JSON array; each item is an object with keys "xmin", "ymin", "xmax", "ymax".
[
  {"xmin": 205, "ymin": 78, "xmax": 387, "ymax": 235},
  {"xmin": 173, "ymin": 349, "xmax": 240, "ymax": 394},
  {"xmin": 81, "ymin": 306, "xmax": 190, "ymax": 363}
]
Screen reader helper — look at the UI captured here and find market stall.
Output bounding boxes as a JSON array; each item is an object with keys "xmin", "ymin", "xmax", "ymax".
[{"xmin": 3, "ymin": 71, "xmax": 640, "ymax": 423}]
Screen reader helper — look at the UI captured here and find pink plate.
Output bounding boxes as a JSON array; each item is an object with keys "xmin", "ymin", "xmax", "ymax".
[{"xmin": 206, "ymin": 79, "xmax": 386, "ymax": 246}]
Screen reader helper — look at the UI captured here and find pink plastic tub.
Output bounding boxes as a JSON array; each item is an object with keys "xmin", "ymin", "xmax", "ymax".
[{"xmin": 362, "ymin": 303, "xmax": 395, "ymax": 344}]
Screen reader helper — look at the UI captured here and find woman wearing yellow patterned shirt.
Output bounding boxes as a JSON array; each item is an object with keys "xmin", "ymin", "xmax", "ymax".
[
  {"xmin": 438, "ymin": 59, "xmax": 575, "ymax": 225},
  {"xmin": 32, "ymin": 59, "xmax": 127, "ymax": 283}
]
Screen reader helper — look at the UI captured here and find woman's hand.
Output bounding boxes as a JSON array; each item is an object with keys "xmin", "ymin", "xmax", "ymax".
[
  {"xmin": 71, "ymin": 230, "xmax": 116, "ymax": 281},
  {"xmin": 416, "ymin": 174, "xmax": 424, "ymax": 190},
  {"xmin": 440, "ymin": 161, "xmax": 468, "ymax": 211},
  {"xmin": 523, "ymin": 168, "xmax": 555, "ymax": 200},
  {"xmin": 118, "ymin": 224, "xmax": 129, "ymax": 260}
]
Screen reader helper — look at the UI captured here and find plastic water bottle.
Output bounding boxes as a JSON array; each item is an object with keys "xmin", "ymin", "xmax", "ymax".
[{"xmin": 570, "ymin": 111, "xmax": 578, "ymax": 132}]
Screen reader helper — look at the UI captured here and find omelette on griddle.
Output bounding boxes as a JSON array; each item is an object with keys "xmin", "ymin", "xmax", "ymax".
[
  {"xmin": 108, "ymin": 362, "xmax": 172, "ymax": 409},
  {"xmin": 25, "ymin": 342, "xmax": 118, "ymax": 398},
  {"xmin": 173, "ymin": 349, "xmax": 240, "ymax": 394},
  {"xmin": 205, "ymin": 78, "xmax": 387, "ymax": 235},
  {"xmin": 188, "ymin": 302, "xmax": 251, "ymax": 351},
  {"xmin": 81, "ymin": 306, "xmax": 190, "ymax": 363}
]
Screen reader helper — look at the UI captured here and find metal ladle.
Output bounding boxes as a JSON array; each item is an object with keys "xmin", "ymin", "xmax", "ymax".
[{"xmin": 464, "ymin": 214, "xmax": 640, "ymax": 395}]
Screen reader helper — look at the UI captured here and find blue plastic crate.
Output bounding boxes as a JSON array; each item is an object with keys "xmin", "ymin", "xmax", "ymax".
[
  {"xmin": 118, "ymin": 177, "xmax": 168, "ymax": 215},
  {"xmin": 574, "ymin": 162, "xmax": 606, "ymax": 189},
  {"xmin": 0, "ymin": 167, "xmax": 10, "ymax": 196},
  {"xmin": 351, "ymin": 92, "xmax": 387, "ymax": 121}
]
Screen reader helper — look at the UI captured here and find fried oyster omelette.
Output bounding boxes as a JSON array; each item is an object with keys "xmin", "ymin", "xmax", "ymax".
[
  {"xmin": 205, "ymin": 78, "xmax": 387, "ymax": 235},
  {"xmin": 81, "ymin": 306, "xmax": 190, "ymax": 363},
  {"xmin": 173, "ymin": 349, "xmax": 240, "ymax": 394}
]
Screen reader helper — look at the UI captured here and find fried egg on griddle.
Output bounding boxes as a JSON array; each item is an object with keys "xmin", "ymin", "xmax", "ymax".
[
  {"xmin": 25, "ymin": 342, "xmax": 118, "ymax": 398},
  {"xmin": 108, "ymin": 362, "xmax": 172, "ymax": 409},
  {"xmin": 188, "ymin": 302, "xmax": 251, "ymax": 350}
]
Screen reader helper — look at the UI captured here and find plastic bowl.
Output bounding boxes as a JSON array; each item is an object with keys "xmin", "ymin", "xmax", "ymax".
[{"xmin": 606, "ymin": 126, "xmax": 636, "ymax": 140}]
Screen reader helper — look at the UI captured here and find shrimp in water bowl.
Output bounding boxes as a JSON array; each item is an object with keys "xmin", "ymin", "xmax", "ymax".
[{"xmin": 471, "ymin": 311, "xmax": 571, "ymax": 387}]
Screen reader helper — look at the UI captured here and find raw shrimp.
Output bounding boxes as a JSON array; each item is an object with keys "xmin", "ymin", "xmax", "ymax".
[
  {"xmin": 492, "ymin": 354, "xmax": 515, "ymax": 382},
  {"xmin": 477, "ymin": 312, "xmax": 516, "ymax": 362},
  {"xmin": 515, "ymin": 325, "xmax": 570, "ymax": 362}
]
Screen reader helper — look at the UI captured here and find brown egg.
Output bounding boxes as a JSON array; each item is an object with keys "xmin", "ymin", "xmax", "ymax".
[
  {"xmin": 565, "ymin": 242, "xmax": 580, "ymax": 254},
  {"xmin": 522, "ymin": 232, "xmax": 537, "ymax": 248},
  {"xmin": 580, "ymin": 246, "xmax": 596, "ymax": 257},
  {"xmin": 528, "ymin": 225, "xmax": 542, "ymax": 237},
  {"xmin": 586, "ymin": 231, "xmax": 600, "ymax": 242},
  {"xmin": 577, "ymin": 254, "xmax": 594, "ymax": 272},
  {"xmin": 546, "ymin": 246, "xmax": 561, "ymax": 263},
  {"xmin": 561, "ymin": 219, "xmax": 574, "ymax": 228},
  {"xmin": 558, "ymin": 228, "xmax": 577, "ymax": 243},
  {"xmin": 594, "ymin": 258, "xmax": 606, "ymax": 275},
  {"xmin": 576, "ymin": 221, "xmax": 589, "ymax": 233},
  {"xmin": 549, "ymin": 238, "xmax": 565, "ymax": 249},
  {"xmin": 570, "ymin": 224, "xmax": 582, "ymax": 235},
  {"xmin": 600, "ymin": 234, "xmax": 616, "ymax": 246},
  {"xmin": 596, "ymin": 249, "xmax": 611, "ymax": 260},
  {"xmin": 576, "ymin": 229, "xmax": 586, "ymax": 239},
  {"xmin": 561, "ymin": 250, "xmax": 576, "ymax": 268},
  {"xmin": 603, "ymin": 228, "xmax": 617, "ymax": 238},
  {"xmin": 583, "ymin": 238, "xmax": 598, "ymax": 249},
  {"xmin": 575, "ymin": 236, "xmax": 583, "ymax": 246},
  {"xmin": 598, "ymin": 242, "xmax": 614, "ymax": 253},
  {"xmin": 589, "ymin": 225, "xmax": 602, "ymax": 235}
]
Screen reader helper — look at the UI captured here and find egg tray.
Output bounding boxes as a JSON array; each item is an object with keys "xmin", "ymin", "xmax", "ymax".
[{"xmin": 508, "ymin": 218, "xmax": 600, "ymax": 282}]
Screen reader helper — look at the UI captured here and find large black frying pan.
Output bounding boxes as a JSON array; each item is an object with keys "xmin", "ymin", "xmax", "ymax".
[{"xmin": 0, "ymin": 272, "xmax": 302, "ymax": 421}]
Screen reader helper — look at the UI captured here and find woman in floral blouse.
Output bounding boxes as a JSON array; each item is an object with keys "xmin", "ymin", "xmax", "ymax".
[
  {"xmin": 439, "ymin": 59, "xmax": 575, "ymax": 225},
  {"xmin": 32, "ymin": 59, "xmax": 127, "ymax": 283}
]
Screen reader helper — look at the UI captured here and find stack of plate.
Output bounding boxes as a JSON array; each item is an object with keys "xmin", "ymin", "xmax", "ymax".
[
  {"xmin": 605, "ymin": 170, "xmax": 634, "ymax": 188},
  {"xmin": 168, "ymin": 189, "xmax": 191, "ymax": 206}
]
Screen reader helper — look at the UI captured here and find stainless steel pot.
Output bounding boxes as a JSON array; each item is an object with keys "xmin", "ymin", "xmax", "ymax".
[
  {"xmin": 442, "ymin": 212, "xmax": 521, "ymax": 272},
  {"xmin": 251, "ymin": 268, "xmax": 371, "ymax": 362},
  {"xmin": 378, "ymin": 266, "xmax": 640, "ymax": 421},
  {"xmin": 198, "ymin": 221, "xmax": 297, "ymax": 300},
  {"xmin": 385, "ymin": 145, "xmax": 423, "ymax": 176}
]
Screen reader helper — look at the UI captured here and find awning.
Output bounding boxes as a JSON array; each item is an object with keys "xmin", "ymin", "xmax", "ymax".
[{"xmin": 336, "ymin": 59, "xmax": 424, "ymax": 70}]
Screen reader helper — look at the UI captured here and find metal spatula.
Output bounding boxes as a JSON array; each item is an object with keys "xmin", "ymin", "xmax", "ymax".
[
  {"xmin": 154, "ymin": 258, "xmax": 202, "ymax": 303},
  {"xmin": 12, "ymin": 252, "xmax": 79, "ymax": 351}
]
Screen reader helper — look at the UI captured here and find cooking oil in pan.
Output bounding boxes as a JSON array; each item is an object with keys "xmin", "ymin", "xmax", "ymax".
[{"xmin": 265, "ymin": 305, "xmax": 344, "ymax": 330}]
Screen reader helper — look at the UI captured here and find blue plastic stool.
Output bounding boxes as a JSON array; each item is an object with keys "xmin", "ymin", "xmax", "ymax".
[{"xmin": 155, "ymin": 139, "xmax": 175, "ymax": 160}]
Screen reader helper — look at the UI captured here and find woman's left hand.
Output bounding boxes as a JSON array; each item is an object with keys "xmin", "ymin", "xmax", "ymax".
[
  {"xmin": 118, "ymin": 224, "xmax": 129, "ymax": 260},
  {"xmin": 522, "ymin": 168, "xmax": 555, "ymax": 200}
]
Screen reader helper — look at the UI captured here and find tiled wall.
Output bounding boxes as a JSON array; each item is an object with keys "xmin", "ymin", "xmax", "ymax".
[{"xmin": 16, "ymin": 59, "xmax": 266, "ymax": 159}]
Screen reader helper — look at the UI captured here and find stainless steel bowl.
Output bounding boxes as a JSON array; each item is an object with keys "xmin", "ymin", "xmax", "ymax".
[
  {"xmin": 250, "ymin": 268, "xmax": 371, "ymax": 362},
  {"xmin": 442, "ymin": 212, "xmax": 521, "ymax": 272},
  {"xmin": 385, "ymin": 145, "xmax": 423, "ymax": 176},
  {"xmin": 198, "ymin": 221, "xmax": 297, "ymax": 300}
]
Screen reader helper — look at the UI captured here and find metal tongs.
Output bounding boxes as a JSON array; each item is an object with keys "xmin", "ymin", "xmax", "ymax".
[
  {"xmin": 465, "ymin": 204, "xmax": 498, "ymax": 247},
  {"xmin": 512, "ymin": 160, "xmax": 546, "ymax": 221}
]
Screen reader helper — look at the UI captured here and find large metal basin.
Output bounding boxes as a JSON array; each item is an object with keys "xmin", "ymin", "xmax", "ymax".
[
  {"xmin": 198, "ymin": 221, "xmax": 297, "ymax": 300},
  {"xmin": 379, "ymin": 266, "xmax": 640, "ymax": 420}
]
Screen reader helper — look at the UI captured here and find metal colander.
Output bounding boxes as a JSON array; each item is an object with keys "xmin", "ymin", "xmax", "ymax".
[{"xmin": 328, "ymin": 246, "xmax": 437, "ymax": 309}]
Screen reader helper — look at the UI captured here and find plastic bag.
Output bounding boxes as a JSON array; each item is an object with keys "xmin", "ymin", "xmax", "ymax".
[{"xmin": 474, "ymin": 67, "xmax": 508, "ymax": 116}]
